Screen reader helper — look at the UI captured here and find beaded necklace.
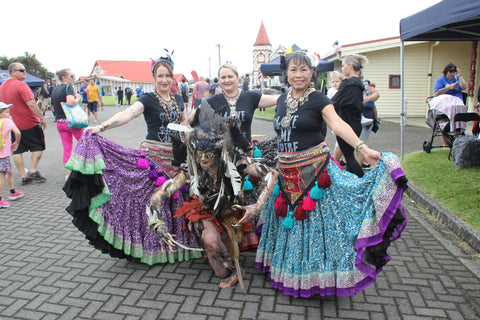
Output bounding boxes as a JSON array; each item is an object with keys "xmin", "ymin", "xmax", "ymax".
[
  {"xmin": 154, "ymin": 91, "xmax": 180, "ymax": 123},
  {"xmin": 281, "ymin": 87, "xmax": 315, "ymax": 129},
  {"xmin": 223, "ymin": 90, "xmax": 240, "ymax": 120}
]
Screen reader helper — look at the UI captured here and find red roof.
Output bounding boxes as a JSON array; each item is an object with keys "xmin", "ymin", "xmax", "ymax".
[
  {"xmin": 92, "ymin": 60, "xmax": 153, "ymax": 82},
  {"xmin": 341, "ymin": 36, "xmax": 400, "ymax": 48},
  {"xmin": 254, "ymin": 21, "xmax": 271, "ymax": 46}
]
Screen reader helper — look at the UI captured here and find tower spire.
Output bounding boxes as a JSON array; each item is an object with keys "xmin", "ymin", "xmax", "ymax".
[{"xmin": 254, "ymin": 21, "xmax": 271, "ymax": 46}]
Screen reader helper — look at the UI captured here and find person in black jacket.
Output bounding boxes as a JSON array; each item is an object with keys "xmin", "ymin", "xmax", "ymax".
[
  {"xmin": 117, "ymin": 87, "xmax": 124, "ymax": 106},
  {"xmin": 331, "ymin": 54, "xmax": 368, "ymax": 178}
]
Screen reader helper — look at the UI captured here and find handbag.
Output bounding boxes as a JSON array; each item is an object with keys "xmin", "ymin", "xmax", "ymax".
[{"xmin": 61, "ymin": 85, "xmax": 88, "ymax": 129}]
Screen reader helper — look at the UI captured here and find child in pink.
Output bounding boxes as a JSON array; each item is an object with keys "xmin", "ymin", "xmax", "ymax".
[{"xmin": 0, "ymin": 102, "xmax": 23, "ymax": 208}]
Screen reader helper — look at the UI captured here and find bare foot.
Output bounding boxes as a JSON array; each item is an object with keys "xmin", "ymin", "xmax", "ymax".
[{"xmin": 219, "ymin": 270, "xmax": 245, "ymax": 289}]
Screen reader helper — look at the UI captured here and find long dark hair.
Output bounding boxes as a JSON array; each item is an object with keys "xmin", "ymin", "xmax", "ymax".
[{"xmin": 281, "ymin": 52, "xmax": 318, "ymax": 87}]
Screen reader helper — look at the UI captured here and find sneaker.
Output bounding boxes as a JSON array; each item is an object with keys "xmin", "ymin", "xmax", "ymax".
[
  {"xmin": 8, "ymin": 190, "xmax": 24, "ymax": 201},
  {"xmin": 362, "ymin": 163, "xmax": 372, "ymax": 170},
  {"xmin": 0, "ymin": 199, "xmax": 11, "ymax": 208},
  {"xmin": 21, "ymin": 177, "xmax": 33, "ymax": 185},
  {"xmin": 26, "ymin": 171, "xmax": 46, "ymax": 183},
  {"xmin": 361, "ymin": 116, "xmax": 373, "ymax": 126}
]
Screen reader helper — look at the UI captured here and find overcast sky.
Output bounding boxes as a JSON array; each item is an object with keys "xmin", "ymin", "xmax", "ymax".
[{"xmin": 4, "ymin": 0, "xmax": 440, "ymax": 80}]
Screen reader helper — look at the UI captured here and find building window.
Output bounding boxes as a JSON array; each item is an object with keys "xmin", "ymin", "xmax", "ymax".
[{"xmin": 389, "ymin": 75, "xmax": 401, "ymax": 89}]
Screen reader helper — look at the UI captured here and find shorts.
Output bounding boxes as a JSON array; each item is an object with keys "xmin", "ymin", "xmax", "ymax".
[
  {"xmin": 13, "ymin": 124, "xmax": 46, "ymax": 155},
  {"xmin": 0, "ymin": 156, "xmax": 12, "ymax": 173},
  {"xmin": 88, "ymin": 101, "xmax": 98, "ymax": 112},
  {"xmin": 41, "ymin": 97, "xmax": 51, "ymax": 110}
]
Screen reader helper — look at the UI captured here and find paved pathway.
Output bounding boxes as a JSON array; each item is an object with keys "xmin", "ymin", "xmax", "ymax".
[{"xmin": 1, "ymin": 106, "xmax": 479, "ymax": 319}]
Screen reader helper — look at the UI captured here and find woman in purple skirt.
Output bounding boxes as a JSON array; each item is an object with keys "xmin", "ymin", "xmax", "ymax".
[{"xmin": 63, "ymin": 51, "xmax": 202, "ymax": 265}]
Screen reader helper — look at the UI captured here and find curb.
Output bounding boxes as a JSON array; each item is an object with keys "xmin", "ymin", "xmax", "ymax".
[{"xmin": 406, "ymin": 182, "xmax": 480, "ymax": 252}]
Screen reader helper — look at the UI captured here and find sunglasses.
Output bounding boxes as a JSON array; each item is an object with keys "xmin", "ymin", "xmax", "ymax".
[
  {"xmin": 448, "ymin": 69, "xmax": 457, "ymax": 73},
  {"xmin": 14, "ymin": 69, "xmax": 26, "ymax": 73}
]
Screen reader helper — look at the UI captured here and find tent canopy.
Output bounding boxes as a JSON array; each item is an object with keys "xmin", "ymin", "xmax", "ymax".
[
  {"xmin": 400, "ymin": 0, "xmax": 480, "ymax": 41},
  {"xmin": 399, "ymin": 0, "xmax": 480, "ymax": 161},
  {"xmin": 0, "ymin": 70, "xmax": 45, "ymax": 87},
  {"xmin": 260, "ymin": 44, "xmax": 334, "ymax": 76},
  {"xmin": 260, "ymin": 56, "xmax": 282, "ymax": 76}
]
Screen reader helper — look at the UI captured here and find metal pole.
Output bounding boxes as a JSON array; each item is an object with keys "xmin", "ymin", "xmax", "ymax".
[
  {"xmin": 400, "ymin": 41, "xmax": 405, "ymax": 162},
  {"xmin": 215, "ymin": 44, "xmax": 222, "ymax": 68}
]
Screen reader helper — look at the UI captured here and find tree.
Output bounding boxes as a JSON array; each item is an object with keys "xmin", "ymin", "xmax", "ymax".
[{"xmin": 0, "ymin": 52, "xmax": 54, "ymax": 79}]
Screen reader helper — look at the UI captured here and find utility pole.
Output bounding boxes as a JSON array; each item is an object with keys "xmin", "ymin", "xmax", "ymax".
[
  {"xmin": 215, "ymin": 44, "xmax": 223, "ymax": 68},
  {"xmin": 209, "ymin": 58, "xmax": 211, "ymax": 79}
]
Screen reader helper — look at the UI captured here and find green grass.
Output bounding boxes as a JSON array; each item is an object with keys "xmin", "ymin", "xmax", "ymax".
[
  {"xmin": 403, "ymin": 149, "xmax": 480, "ymax": 231},
  {"xmin": 101, "ymin": 95, "xmax": 138, "ymax": 106},
  {"xmin": 254, "ymin": 107, "xmax": 276, "ymax": 119}
]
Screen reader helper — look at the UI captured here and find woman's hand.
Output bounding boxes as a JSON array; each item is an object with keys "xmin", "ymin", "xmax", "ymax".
[
  {"xmin": 360, "ymin": 146, "xmax": 382, "ymax": 166},
  {"xmin": 449, "ymin": 83, "xmax": 459, "ymax": 90},
  {"xmin": 85, "ymin": 126, "xmax": 101, "ymax": 135}
]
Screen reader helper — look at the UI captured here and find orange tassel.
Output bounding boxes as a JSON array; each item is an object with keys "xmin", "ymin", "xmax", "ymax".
[{"xmin": 317, "ymin": 169, "xmax": 331, "ymax": 188}]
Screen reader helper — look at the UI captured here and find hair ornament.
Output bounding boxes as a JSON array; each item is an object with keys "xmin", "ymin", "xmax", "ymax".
[
  {"xmin": 151, "ymin": 48, "xmax": 175, "ymax": 75},
  {"xmin": 282, "ymin": 47, "xmax": 319, "ymax": 69}
]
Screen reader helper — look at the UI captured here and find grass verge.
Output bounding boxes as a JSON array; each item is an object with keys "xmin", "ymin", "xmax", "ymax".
[
  {"xmin": 402, "ymin": 149, "xmax": 480, "ymax": 231},
  {"xmin": 254, "ymin": 107, "xmax": 276, "ymax": 119},
  {"xmin": 102, "ymin": 95, "xmax": 138, "ymax": 106}
]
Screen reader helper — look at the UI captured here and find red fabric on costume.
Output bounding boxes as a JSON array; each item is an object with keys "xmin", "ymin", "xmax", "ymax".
[{"xmin": 174, "ymin": 195, "xmax": 223, "ymax": 232}]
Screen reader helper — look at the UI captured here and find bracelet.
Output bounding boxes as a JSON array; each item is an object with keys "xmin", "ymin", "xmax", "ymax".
[
  {"xmin": 98, "ymin": 124, "xmax": 105, "ymax": 132},
  {"xmin": 355, "ymin": 141, "xmax": 367, "ymax": 153}
]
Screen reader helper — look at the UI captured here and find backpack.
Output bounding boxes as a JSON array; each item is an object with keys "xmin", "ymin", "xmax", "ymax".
[
  {"xmin": 0, "ymin": 119, "xmax": 11, "ymax": 151},
  {"xmin": 181, "ymin": 83, "xmax": 188, "ymax": 96}
]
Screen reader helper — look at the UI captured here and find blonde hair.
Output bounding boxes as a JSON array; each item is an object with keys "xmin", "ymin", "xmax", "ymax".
[
  {"xmin": 218, "ymin": 63, "xmax": 239, "ymax": 78},
  {"xmin": 329, "ymin": 71, "xmax": 344, "ymax": 82},
  {"xmin": 343, "ymin": 54, "xmax": 368, "ymax": 75},
  {"xmin": 56, "ymin": 68, "xmax": 71, "ymax": 82}
]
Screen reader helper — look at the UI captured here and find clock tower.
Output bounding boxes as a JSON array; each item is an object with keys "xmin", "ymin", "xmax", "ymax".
[{"xmin": 252, "ymin": 21, "xmax": 272, "ymax": 88}]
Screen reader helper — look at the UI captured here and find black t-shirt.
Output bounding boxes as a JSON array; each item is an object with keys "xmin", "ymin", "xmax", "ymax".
[
  {"xmin": 274, "ymin": 91, "xmax": 331, "ymax": 152},
  {"xmin": 331, "ymin": 76, "xmax": 364, "ymax": 135},
  {"xmin": 139, "ymin": 92, "xmax": 185, "ymax": 142},
  {"xmin": 39, "ymin": 83, "xmax": 50, "ymax": 98},
  {"xmin": 51, "ymin": 84, "xmax": 75, "ymax": 120},
  {"xmin": 206, "ymin": 91, "xmax": 262, "ymax": 141}
]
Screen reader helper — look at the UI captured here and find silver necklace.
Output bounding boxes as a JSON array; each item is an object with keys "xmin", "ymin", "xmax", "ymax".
[
  {"xmin": 223, "ymin": 90, "xmax": 240, "ymax": 120},
  {"xmin": 281, "ymin": 88, "xmax": 315, "ymax": 128}
]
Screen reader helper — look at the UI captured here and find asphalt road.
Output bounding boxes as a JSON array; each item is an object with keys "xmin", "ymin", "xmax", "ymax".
[{"xmin": 1, "ymin": 105, "xmax": 479, "ymax": 320}]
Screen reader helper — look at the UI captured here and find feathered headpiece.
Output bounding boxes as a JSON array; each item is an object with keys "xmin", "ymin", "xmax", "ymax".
[
  {"xmin": 188, "ymin": 100, "xmax": 230, "ymax": 152},
  {"xmin": 151, "ymin": 48, "xmax": 174, "ymax": 75},
  {"xmin": 186, "ymin": 100, "xmax": 249, "ymax": 215},
  {"xmin": 280, "ymin": 47, "xmax": 319, "ymax": 70}
]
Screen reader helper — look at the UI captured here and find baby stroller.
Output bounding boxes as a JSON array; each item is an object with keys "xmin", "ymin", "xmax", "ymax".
[{"xmin": 423, "ymin": 95, "xmax": 467, "ymax": 154}]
